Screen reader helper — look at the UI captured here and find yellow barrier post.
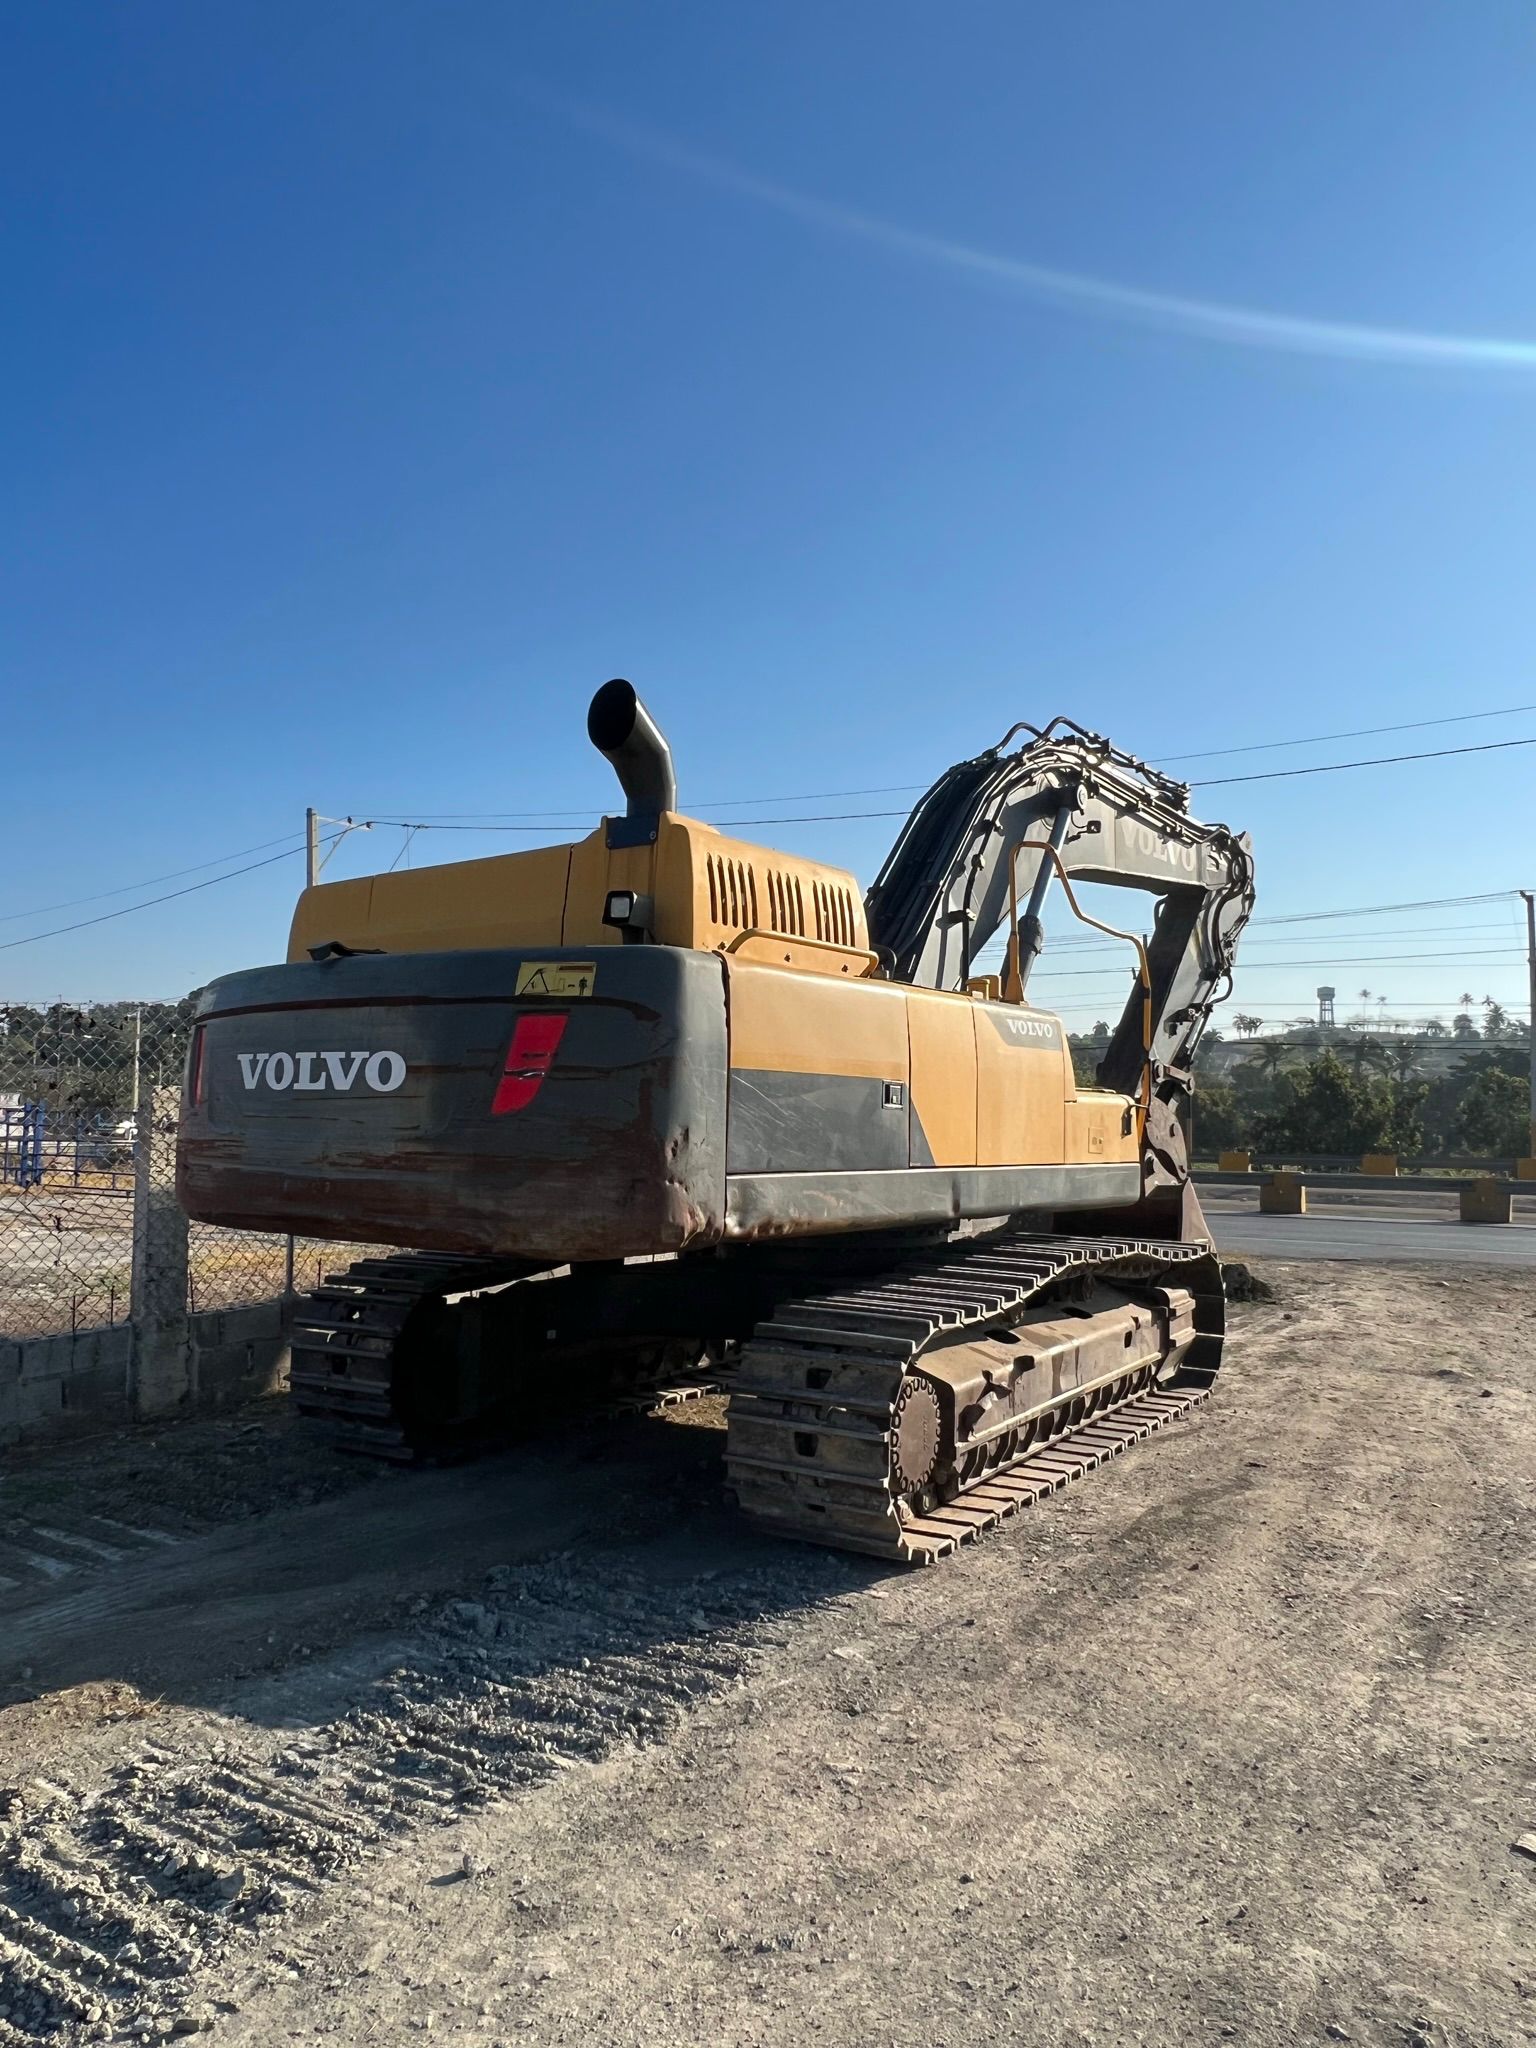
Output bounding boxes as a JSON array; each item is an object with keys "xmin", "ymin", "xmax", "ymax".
[
  {"xmin": 1218, "ymin": 1150, "xmax": 1251, "ymax": 1172},
  {"xmin": 1460, "ymin": 1178, "xmax": 1512, "ymax": 1225},
  {"xmin": 1361, "ymin": 1153, "xmax": 1398, "ymax": 1176},
  {"xmin": 1516, "ymin": 1158, "xmax": 1536, "ymax": 1182},
  {"xmin": 1259, "ymin": 1172, "xmax": 1306, "ymax": 1215}
]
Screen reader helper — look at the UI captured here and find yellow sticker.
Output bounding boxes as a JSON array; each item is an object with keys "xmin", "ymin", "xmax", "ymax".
[{"xmin": 516, "ymin": 960, "xmax": 597, "ymax": 998}]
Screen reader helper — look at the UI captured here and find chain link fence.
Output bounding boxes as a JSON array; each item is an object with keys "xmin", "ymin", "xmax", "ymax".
[{"xmin": 0, "ymin": 1001, "xmax": 392, "ymax": 1340}]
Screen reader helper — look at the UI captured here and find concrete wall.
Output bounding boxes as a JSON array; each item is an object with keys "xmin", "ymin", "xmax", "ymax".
[{"xmin": 0, "ymin": 1298, "xmax": 292, "ymax": 1450}]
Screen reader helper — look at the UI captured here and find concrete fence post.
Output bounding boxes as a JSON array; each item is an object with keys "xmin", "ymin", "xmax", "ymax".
[{"xmin": 130, "ymin": 1084, "xmax": 191, "ymax": 1416}]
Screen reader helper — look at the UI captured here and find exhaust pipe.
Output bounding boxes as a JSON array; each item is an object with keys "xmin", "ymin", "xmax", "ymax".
[{"xmin": 587, "ymin": 678, "xmax": 677, "ymax": 817}]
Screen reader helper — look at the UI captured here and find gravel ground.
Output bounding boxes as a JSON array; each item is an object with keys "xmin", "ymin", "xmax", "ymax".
[{"xmin": 0, "ymin": 1259, "xmax": 1532, "ymax": 2047}]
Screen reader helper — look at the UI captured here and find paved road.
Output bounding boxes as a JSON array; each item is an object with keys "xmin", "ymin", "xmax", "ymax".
[{"xmin": 1209, "ymin": 1203, "xmax": 1536, "ymax": 1265}]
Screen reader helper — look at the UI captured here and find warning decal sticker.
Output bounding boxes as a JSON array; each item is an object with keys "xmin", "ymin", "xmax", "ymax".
[{"xmin": 515, "ymin": 961, "xmax": 597, "ymax": 998}]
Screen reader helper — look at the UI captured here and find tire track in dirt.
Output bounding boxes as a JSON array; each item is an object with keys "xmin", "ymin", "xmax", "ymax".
[{"xmin": 0, "ymin": 1553, "xmax": 845, "ymax": 2041}]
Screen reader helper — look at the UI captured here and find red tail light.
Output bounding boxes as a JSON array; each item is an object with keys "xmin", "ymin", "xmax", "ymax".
[{"xmin": 492, "ymin": 1013, "xmax": 568, "ymax": 1116}]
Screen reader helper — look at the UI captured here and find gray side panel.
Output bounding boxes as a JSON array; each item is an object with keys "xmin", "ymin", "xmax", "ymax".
[
  {"xmin": 723, "ymin": 1162, "xmax": 1143, "ymax": 1239},
  {"xmin": 727, "ymin": 1070, "xmax": 907, "ymax": 1174}
]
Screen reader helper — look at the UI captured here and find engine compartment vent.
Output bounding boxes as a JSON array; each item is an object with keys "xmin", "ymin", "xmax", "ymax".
[
  {"xmin": 764, "ymin": 869, "xmax": 806, "ymax": 937},
  {"xmin": 706, "ymin": 853, "xmax": 759, "ymax": 933}
]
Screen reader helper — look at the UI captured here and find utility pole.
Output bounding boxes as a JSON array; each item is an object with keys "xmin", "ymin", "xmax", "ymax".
[
  {"xmin": 1523, "ymin": 889, "xmax": 1536, "ymax": 1162},
  {"xmin": 306, "ymin": 808, "xmax": 320, "ymax": 890}
]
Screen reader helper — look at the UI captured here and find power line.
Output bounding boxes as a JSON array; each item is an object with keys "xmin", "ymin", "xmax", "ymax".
[
  {"xmin": 1031, "ymin": 947, "xmax": 1527, "ymax": 983},
  {"xmin": 972, "ymin": 892, "xmax": 1524, "ymax": 965},
  {"xmin": 352, "ymin": 733, "xmax": 1536, "ymax": 837},
  {"xmin": 1259, "ymin": 890, "xmax": 1518, "ymax": 926},
  {"xmin": 0, "ymin": 839, "xmax": 339, "ymax": 955},
  {"xmin": 1192, "ymin": 734, "xmax": 1536, "ymax": 788},
  {"xmin": 343, "ymin": 699, "xmax": 1536, "ymax": 821},
  {"xmin": 1155, "ymin": 700, "xmax": 1536, "ymax": 765},
  {"xmin": 0, "ymin": 832, "xmax": 306, "ymax": 927},
  {"xmin": 1040, "ymin": 918, "xmax": 1525, "ymax": 957}
]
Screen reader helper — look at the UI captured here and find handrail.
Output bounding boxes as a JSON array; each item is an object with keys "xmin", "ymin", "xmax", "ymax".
[
  {"xmin": 723, "ymin": 928, "xmax": 881, "ymax": 971},
  {"xmin": 1005, "ymin": 839, "xmax": 1153, "ymax": 1112}
]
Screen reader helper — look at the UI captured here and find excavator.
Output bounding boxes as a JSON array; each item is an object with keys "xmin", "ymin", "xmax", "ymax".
[{"xmin": 178, "ymin": 681, "xmax": 1254, "ymax": 1561}]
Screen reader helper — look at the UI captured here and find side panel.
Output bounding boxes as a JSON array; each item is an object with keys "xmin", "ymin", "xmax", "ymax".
[
  {"xmin": 974, "ymin": 1003, "xmax": 1070, "ymax": 1167},
  {"xmin": 720, "ymin": 967, "xmax": 1144, "ymax": 1235},
  {"xmin": 723, "ymin": 961, "xmax": 911, "ymax": 1175},
  {"xmin": 1065, "ymin": 1089, "xmax": 1139, "ymax": 1165},
  {"xmin": 905, "ymin": 990, "xmax": 977, "ymax": 1167}
]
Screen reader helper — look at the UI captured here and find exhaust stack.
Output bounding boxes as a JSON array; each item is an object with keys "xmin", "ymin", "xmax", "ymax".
[{"xmin": 587, "ymin": 678, "xmax": 678, "ymax": 818}]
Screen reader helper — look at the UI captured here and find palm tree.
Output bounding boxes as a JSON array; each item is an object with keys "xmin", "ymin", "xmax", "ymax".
[
  {"xmin": 1483, "ymin": 999, "xmax": 1512, "ymax": 1042},
  {"xmin": 1345, "ymin": 1034, "xmax": 1392, "ymax": 1078},
  {"xmin": 1244, "ymin": 1039, "xmax": 1300, "ymax": 1083},
  {"xmin": 1233, "ymin": 1014, "xmax": 1262, "ymax": 1039},
  {"xmin": 1386, "ymin": 1042, "xmax": 1422, "ymax": 1086}
]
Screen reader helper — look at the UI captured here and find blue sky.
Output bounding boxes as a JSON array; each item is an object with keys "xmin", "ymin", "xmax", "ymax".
[{"xmin": 3, "ymin": 2, "xmax": 1534, "ymax": 1029}]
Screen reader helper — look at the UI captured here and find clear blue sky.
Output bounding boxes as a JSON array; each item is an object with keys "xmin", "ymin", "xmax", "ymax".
[{"xmin": 4, "ymin": 2, "xmax": 1534, "ymax": 1029}]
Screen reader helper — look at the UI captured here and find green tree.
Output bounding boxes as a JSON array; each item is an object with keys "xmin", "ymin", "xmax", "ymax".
[
  {"xmin": 1190, "ymin": 1078, "xmax": 1246, "ymax": 1155},
  {"xmin": 1383, "ymin": 1078, "xmax": 1428, "ymax": 1155},
  {"xmin": 1251, "ymin": 1052, "xmax": 1397, "ymax": 1157},
  {"xmin": 1453, "ymin": 1068, "xmax": 1529, "ymax": 1156}
]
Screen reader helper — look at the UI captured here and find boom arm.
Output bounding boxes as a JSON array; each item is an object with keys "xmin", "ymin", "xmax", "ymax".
[{"xmin": 866, "ymin": 717, "xmax": 1255, "ymax": 1116}]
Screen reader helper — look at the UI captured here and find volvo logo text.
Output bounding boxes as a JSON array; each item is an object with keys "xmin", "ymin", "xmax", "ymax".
[
  {"xmin": 1118, "ymin": 819, "xmax": 1203, "ymax": 874},
  {"xmin": 997, "ymin": 1016, "xmax": 1060, "ymax": 1044},
  {"xmin": 236, "ymin": 1051, "xmax": 407, "ymax": 1094}
]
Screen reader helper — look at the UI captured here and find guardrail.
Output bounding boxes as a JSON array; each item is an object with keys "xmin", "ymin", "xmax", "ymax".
[
  {"xmin": 1204, "ymin": 1151, "xmax": 1532, "ymax": 1176},
  {"xmin": 1194, "ymin": 1165, "xmax": 1523, "ymax": 1224}
]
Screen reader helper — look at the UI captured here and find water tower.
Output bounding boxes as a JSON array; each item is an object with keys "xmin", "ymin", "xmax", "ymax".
[{"xmin": 1317, "ymin": 985, "xmax": 1336, "ymax": 1028}]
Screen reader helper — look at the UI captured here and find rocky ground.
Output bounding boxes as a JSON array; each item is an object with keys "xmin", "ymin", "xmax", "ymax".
[{"xmin": 0, "ymin": 1259, "xmax": 1532, "ymax": 2047}]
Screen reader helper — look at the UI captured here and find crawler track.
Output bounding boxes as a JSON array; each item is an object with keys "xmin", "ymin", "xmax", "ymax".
[
  {"xmin": 726, "ymin": 1233, "xmax": 1221, "ymax": 1561},
  {"xmin": 290, "ymin": 1253, "xmax": 726, "ymax": 1460},
  {"xmin": 290, "ymin": 1253, "xmax": 529, "ymax": 1460}
]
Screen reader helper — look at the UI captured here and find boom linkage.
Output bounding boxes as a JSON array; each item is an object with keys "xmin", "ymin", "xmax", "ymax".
[{"xmin": 864, "ymin": 720, "xmax": 1256, "ymax": 1126}]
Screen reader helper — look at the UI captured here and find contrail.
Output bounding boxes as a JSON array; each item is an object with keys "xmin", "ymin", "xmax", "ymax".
[{"xmin": 548, "ymin": 94, "xmax": 1536, "ymax": 372}]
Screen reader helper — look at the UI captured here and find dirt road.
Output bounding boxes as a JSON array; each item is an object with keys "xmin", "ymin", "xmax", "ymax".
[{"xmin": 0, "ymin": 1261, "xmax": 1532, "ymax": 2046}]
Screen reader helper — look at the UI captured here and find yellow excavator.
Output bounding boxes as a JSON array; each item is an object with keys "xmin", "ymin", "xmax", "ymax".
[{"xmin": 178, "ymin": 680, "xmax": 1254, "ymax": 1560}]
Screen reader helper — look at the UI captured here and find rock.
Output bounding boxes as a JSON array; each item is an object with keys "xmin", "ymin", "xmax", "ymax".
[
  {"xmin": 215, "ymin": 1869, "xmax": 245, "ymax": 1901},
  {"xmin": 1222, "ymin": 1260, "xmax": 1276, "ymax": 1304}
]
